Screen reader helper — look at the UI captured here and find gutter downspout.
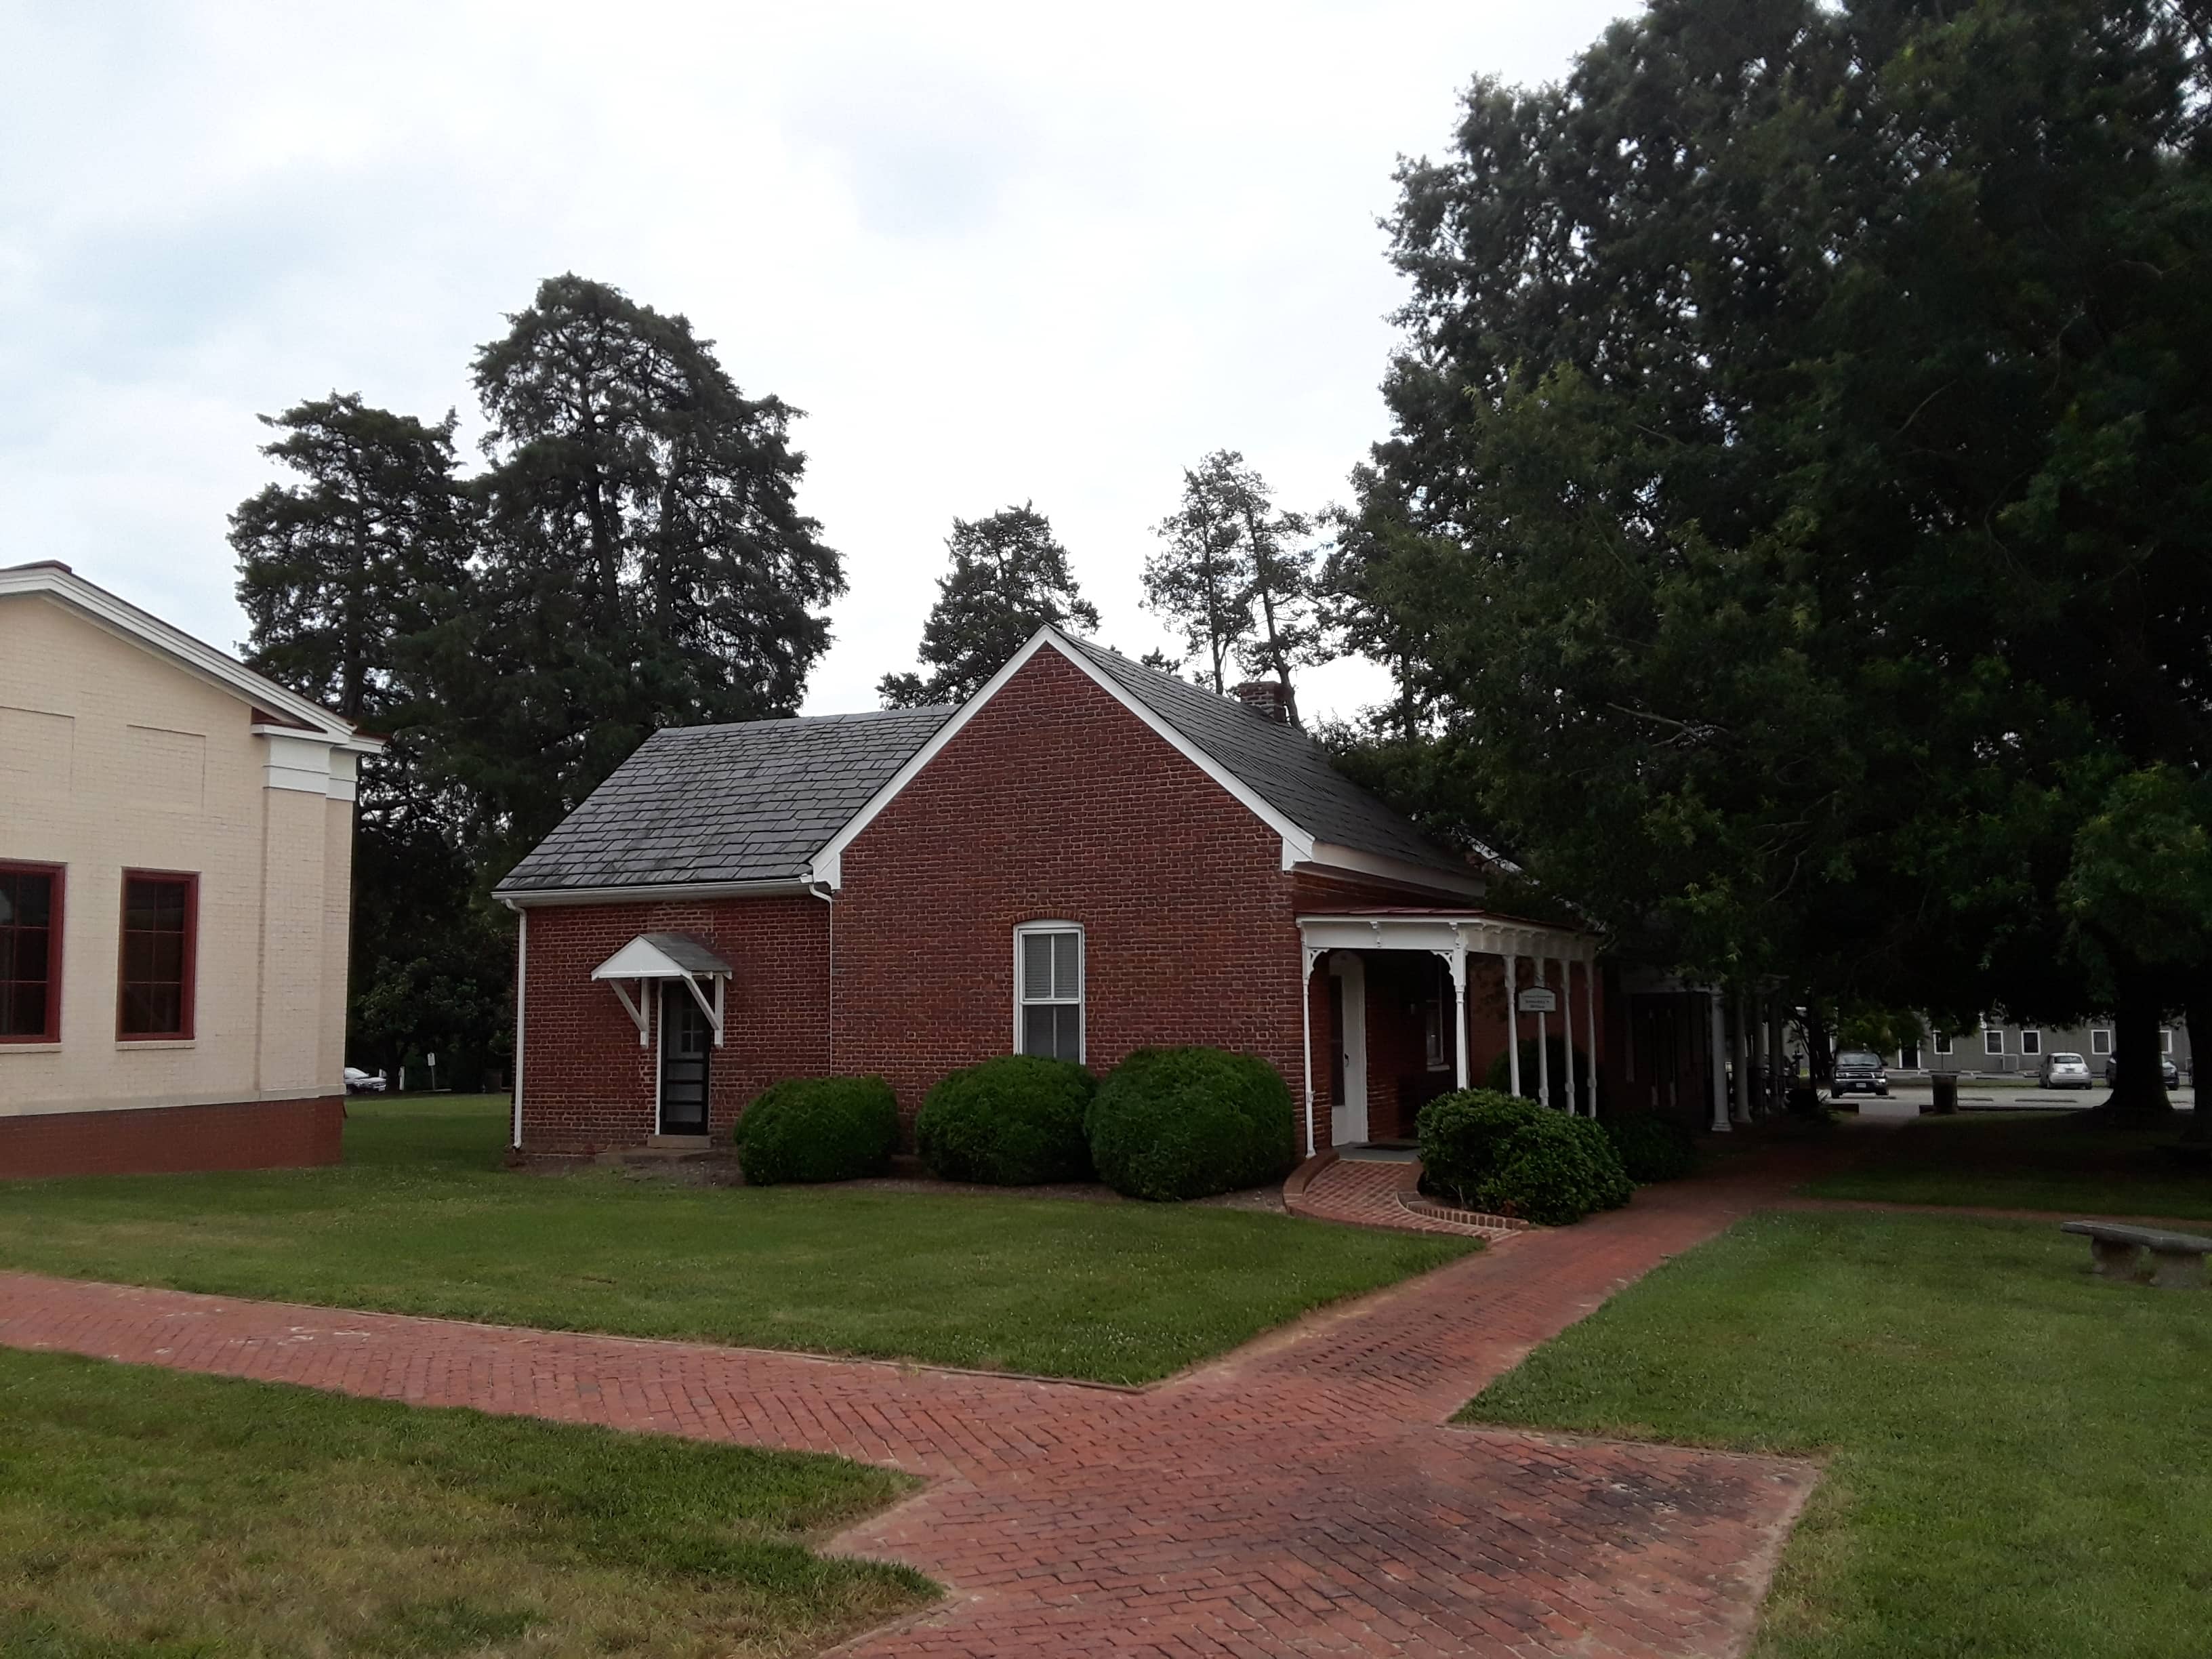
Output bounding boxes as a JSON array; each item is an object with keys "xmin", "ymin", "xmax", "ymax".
[
  {"xmin": 508, "ymin": 902, "xmax": 527, "ymax": 1151},
  {"xmin": 808, "ymin": 880, "xmax": 836, "ymax": 1072}
]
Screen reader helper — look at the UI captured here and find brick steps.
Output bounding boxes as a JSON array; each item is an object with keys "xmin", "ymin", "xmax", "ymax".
[{"xmin": 1284, "ymin": 1151, "xmax": 1525, "ymax": 1241}]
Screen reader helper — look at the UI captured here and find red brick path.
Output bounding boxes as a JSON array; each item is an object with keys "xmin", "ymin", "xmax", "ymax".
[
  {"xmin": 0, "ymin": 1162, "xmax": 1817, "ymax": 1658},
  {"xmin": 1286, "ymin": 1152, "xmax": 1525, "ymax": 1240}
]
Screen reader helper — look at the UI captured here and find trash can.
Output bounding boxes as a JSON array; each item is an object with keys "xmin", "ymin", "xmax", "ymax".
[{"xmin": 1930, "ymin": 1076, "xmax": 1959, "ymax": 1115}]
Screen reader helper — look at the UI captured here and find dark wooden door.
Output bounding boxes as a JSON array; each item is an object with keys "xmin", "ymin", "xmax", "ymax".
[{"xmin": 659, "ymin": 982, "xmax": 712, "ymax": 1134}]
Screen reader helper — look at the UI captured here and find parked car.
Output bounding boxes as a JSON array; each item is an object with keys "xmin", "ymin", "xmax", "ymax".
[
  {"xmin": 2104, "ymin": 1054, "xmax": 2181, "ymax": 1089},
  {"xmin": 1830, "ymin": 1050, "xmax": 1890, "ymax": 1097},
  {"xmin": 2038, "ymin": 1052, "xmax": 2093, "ymax": 1088},
  {"xmin": 342, "ymin": 1066, "xmax": 388, "ymax": 1095}
]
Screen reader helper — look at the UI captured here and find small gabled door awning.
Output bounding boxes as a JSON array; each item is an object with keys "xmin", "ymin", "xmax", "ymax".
[{"xmin": 591, "ymin": 933, "xmax": 732, "ymax": 1048}]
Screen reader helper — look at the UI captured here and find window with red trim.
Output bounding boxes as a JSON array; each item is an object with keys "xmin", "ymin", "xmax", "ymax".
[
  {"xmin": 118, "ymin": 872, "xmax": 196, "ymax": 1040},
  {"xmin": 0, "ymin": 862, "xmax": 62, "ymax": 1042}
]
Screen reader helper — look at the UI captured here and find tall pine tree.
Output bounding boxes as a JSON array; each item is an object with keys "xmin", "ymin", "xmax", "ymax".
[{"xmin": 880, "ymin": 504, "xmax": 1099, "ymax": 707}]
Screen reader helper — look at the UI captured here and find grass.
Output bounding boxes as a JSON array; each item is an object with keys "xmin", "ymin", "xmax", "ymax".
[
  {"xmin": 0, "ymin": 1345, "xmax": 930, "ymax": 1658},
  {"xmin": 1808, "ymin": 1109, "xmax": 2212, "ymax": 1221},
  {"xmin": 1461, "ymin": 1211, "xmax": 2212, "ymax": 1658},
  {"xmin": 0, "ymin": 1094, "xmax": 1472, "ymax": 1386}
]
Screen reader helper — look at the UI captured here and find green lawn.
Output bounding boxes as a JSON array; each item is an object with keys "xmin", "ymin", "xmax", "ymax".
[
  {"xmin": 1462, "ymin": 1211, "xmax": 2212, "ymax": 1658},
  {"xmin": 1809, "ymin": 1109, "xmax": 2212, "ymax": 1220},
  {"xmin": 0, "ymin": 1094, "xmax": 1471, "ymax": 1386},
  {"xmin": 0, "ymin": 1345, "xmax": 930, "ymax": 1658}
]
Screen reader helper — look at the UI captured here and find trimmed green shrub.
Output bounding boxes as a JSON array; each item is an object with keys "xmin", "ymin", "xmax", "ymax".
[
  {"xmin": 1416, "ymin": 1090, "xmax": 1546, "ymax": 1207},
  {"xmin": 1600, "ymin": 1111, "xmax": 1698, "ymax": 1183},
  {"xmin": 1483, "ymin": 1038, "xmax": 1595, "ymax": 1114},
  {"xmin": 731, "ymin": 1076, "xmax": 899, "ymax": 1185},
  {"xmin": 1086, "ymin": 1047, "xmax": 1296, "ymax": 1202},
  {"xmin": 1473, "ymin": 1111, "xmax": 1634, "ymax": 1225},
  {"xmin": 914, "ymin": 1055, "xmax": 1097, "ymax": 1185}
]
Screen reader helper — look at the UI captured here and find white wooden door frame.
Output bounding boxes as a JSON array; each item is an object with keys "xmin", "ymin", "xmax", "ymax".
[{"xmin": 1329, "ymin": 954, "xmax": 1370, "ymax": 1145}]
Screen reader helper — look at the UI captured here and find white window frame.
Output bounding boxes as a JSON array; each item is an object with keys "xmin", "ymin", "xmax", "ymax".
[
  {"xmin": 1983, "ymin": 1028, "xmax": 2005, "ymax": 1057},
  {"xmin": 2091, "ymin": 1027, "xmax": 2112, "ymax": 1056},
  {"xmin": 1898, "ymin": 1044, "xmax": 1921, "ymax": 1070},
  {"xmin": 1012, "ymin": 921, "xmax": 1085, "ymax": 1063},
  {"xmin": 2020, "ymin": 1029, "xmax": 2041, "ymax": 1057},
  {"xmin": 2163, "ymin": 1027, "xmax": 2175, "ymax": 1054},
  {"xmin": 1933, "ymin": 1031, "xmax": 1953, "ymax": 1056}
]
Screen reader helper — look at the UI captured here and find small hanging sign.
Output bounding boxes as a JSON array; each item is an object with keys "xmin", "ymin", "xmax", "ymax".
[{"xmin": 1517, "ymin": 987, "xmax": 1557, "ymax": 1014}]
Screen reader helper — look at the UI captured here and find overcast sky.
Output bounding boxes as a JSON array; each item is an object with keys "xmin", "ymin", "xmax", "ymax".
[{"xmin": 2, "ymin": 1, "xmax": 1631, "ymax": 722}]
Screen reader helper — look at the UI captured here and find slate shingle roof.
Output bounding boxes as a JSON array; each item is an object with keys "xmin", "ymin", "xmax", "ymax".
[
  {"xmin": 499, "ymin": 631, "xmax": 1478, "ymax": 896},
  {"xmin": 496, "ymin": 708, "xmax": 954, "ymax": 893},
  {"xmin": 1056, "ymin": 636, "xmax": 1473, "ymax": 880}
]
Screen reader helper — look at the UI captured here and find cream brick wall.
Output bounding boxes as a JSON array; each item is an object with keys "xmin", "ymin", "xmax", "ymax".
[{"xmin": 0, "ymin": 593, "xmax": 360, "ymax": 1116}]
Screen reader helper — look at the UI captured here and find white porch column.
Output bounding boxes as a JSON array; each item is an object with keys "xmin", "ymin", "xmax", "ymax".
[
  {"xmin": 1536, "ymin": 958, "xmax": 1551, "ymax": 1107},
  {"xmin": 1300, "ymin": 945, "xmax": 1322, "ymax": 1158},
  {"xmin": 1708, "ymin": 990, "xmax": 1732, "ymax": 1132},
  {"xmin": 1584, "ymin": 956, "xmax": 1601, "ymax": 1116},
  {"xmin": 1451, "ymin": 945, "xmax": 1469, "ymax": 1089},
  {"xmin": 1750, "ymin": 991, "xmax": 1770, "ymax": 1115},
  {"xmin": 1770, "ymin": 996, "xmax": 1788, "ymax": 1104},
  {"xmin": 1504, "ymin": 952, "xmax": 1522, "ymax": 1097},
  {"xmin": 1561, "ymin": 961, "xmax": 1578, "ymax": 1113},
  {"xmin": 1731, "ymin": 990, "xmax": 1753, "ymax": 1124}
]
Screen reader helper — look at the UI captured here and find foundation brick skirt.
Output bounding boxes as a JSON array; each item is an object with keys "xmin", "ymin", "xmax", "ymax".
[{"xmin": 0, "ymin": 1094, "xmax": 345, "ymax": 1179}]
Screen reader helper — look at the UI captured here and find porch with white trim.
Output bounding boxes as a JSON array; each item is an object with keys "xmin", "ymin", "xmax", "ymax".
[
  {"xmin": 590, "ymin": 932, "xmax": 733, "ymax": 1047},
  {"xmin": 1296, "ymin": 912, "xmax": 1603, "ymax": 1158}
]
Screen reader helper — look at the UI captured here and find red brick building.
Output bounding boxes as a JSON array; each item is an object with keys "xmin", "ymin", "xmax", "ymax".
[{"xmin": 498, "ymin": 629, "xmax": 1618, "ymax": 1161}]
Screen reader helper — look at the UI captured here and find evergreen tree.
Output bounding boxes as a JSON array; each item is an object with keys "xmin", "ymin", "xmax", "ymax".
[
  {"xmin": 879, "ymin": 504, "xmax": 1099, "ymax": 708},
  {"xmin": 1143, "ymin": 450, "xmax": 1323, "ymax": 713},
  {"xmin": 445, "ymin": 274, "xmax": 844, "ymax": 866}
]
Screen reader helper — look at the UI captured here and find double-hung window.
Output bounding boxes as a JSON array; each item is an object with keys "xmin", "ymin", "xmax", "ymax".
[
  {"xmin": 2091, "ymin": 1028, "xmax": 2112, "ymax": 1056},
  {"xmin": 0, "ymin": 862, "xmax": 62, "ymax": 1042},
  {"xmin": 1982, "ymin": 1028, "xmax": 2005, "ymax": 1057},
  {"xmin": 118, "ymin": 871, "xmax": 196, "ymax": 1040},
  {"xmin": 1015, "ymin": 922, "xmax": 1083, "ymax": 1062},
  {"xmin": 2020, "ymin": 1029, "xmax": 2042, "ymax": 1057}
]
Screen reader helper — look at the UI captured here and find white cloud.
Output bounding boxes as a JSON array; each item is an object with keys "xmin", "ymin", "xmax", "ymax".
[{"xmin": 0, "ymin": 0, "xmax": 1633, "ymax": 720}]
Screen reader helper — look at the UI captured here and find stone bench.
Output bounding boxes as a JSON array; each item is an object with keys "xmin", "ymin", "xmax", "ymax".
[{"xmin": 2062, "ymin": 1221, "xmax": 2212, "ymax": 1288}]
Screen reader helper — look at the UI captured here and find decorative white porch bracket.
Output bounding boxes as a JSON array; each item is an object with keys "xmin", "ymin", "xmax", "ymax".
[{"xmin": 590, "ymin": 933, "xmax": 733, "ymax": 1049}]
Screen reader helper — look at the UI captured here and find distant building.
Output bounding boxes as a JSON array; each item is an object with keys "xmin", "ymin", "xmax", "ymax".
[
  {"xmin": 1, "ymin": 562, "xmax": 382, "ymax": 1175},
  {"xmin": 1897, "ymin": 1020, "xmax": 2191, "ymax": 1081}
]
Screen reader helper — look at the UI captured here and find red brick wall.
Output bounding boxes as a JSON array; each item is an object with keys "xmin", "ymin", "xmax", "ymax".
[
  {"xmin": 518, "ymin": 895, "xmax": 827, "ymax": 1154},
  {"xmin": 833, "ymin": 647, "xmax": 1309, "ymax": 1126},
  {"xmin": 0, "ymin": 1095, "xmax": 342, "ymax": 1179}
]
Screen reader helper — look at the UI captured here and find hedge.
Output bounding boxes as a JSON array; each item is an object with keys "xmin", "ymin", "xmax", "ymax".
[
  {"xmin": 731, "ymin": 1076, "xmax": 899, "ymax": 1185},
  {"xmin": 1601, "ymin": 1111, "xmax": 1697, "ymax": 1182},
  {"xmin": 915, "ymin": 1054, "xmax": 1097, "ymax": 1185},
  {"xmin": 1415, "ymin": 1087, "xmax": 1633, "ymax": 1225},
  {"xmin": 1086, "ymin": 1047, "xmax": 1296, "ymax": 1202}
]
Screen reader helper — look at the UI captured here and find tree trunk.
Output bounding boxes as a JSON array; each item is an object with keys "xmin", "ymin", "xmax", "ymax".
[{"xmin": 2102, "ymin": 963, "xmax": 2175, "ymax": 1124}]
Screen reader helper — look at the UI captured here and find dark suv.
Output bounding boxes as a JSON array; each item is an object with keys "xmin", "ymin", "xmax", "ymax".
[{"xmin": 1831, "ymin": 1050, "xmax": 1891, "ymax": 1097}]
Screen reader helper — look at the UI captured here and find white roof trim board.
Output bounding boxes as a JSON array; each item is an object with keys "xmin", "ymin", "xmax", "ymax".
[
  {"xmin": 810, "ymin": 627, "xmax": 1481, "ymax": 895},
  {"xmin": 0, "ymin": 561, "xmax": 378, "ymax": 750}
]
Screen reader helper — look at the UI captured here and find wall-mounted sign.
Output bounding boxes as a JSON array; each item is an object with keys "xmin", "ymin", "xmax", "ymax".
[{"xmin": 1517, "ymin": 987, "xmax": 1557, "ymax": 1014}]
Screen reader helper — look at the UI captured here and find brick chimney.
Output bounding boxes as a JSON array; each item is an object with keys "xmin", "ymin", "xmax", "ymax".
[{"xmin": 1231, "ymin": 680, "xmax": 1292, "ymax": 726}]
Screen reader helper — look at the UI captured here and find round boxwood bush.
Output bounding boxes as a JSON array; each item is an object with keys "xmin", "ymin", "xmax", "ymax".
[
  {"xmin": 1416, "ymin": 1089, "xmax": 1547, "ymax": 1207},
  {"xmin": 1474, "ymin": 1112, "xmax": 1635, "ymax": 1225},
  {"xmin": 1086, "ymin": 1047, "xmax": 1296, "ymax": 1202},
  {"xmin": 914, "ymin": 1054, "xmax": 1097, "ymax": 1185},
  {"xmin": 1601, "ymin": 1111, "xmax": 1697, "ymax": 1183},
  {"xmin": 731, "ymin": 1076, "xmax": 899, "ymax": 1185}
]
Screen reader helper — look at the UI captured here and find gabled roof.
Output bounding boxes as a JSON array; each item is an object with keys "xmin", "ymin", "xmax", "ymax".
[
  {"xmin": 1054, "ymin": 635, "xmax": 1474, "ymax": 882},
  {"xmin": 592, "ymin": 933, "xmax": 735, "ymax": 979},
  {"xmin": 0, "ymin": 560, "xmax": 377, "ymax": 749},
  {"xmin": 501, "ymin": 626, "xmax": 1483, "ymax": 905},
  {"xmin": 496, "ymin": 707, "xmax": 954, "ymax": 896}
]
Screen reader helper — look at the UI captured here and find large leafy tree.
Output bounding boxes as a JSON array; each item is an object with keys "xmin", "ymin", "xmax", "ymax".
[
  {"xmin": 880, "ymin": 504, "xmax": 1099, "ymax": 708},
  {"xmin": 442, "ymin": 274, "xmax": 844, "ymax": 867},
  {"xmin": 231, "ymin": 394, "xmax": 501, "ymax": 1080},
  {"xmin": 1343, "ymin": 0, "xmax": 2212, "ymax": 1111},
  {"xmin": 1145, "ymin": 456, "xmax": 1256, "ymax": 694}
]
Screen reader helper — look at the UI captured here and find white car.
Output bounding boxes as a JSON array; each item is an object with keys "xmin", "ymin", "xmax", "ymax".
[
  {"xmin": 2038, "ymin": 1052, "xmax": 2093, "ymax": 1089},
  {"xmin": 342, "ymin": 1066, "xmax": 388, "ymax": 1095}
]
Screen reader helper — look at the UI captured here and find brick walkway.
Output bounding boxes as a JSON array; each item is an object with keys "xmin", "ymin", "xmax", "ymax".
[
  {"xmin": 1286, "ymin": 1153, "xmax": 1525, "ymax": 1240},
  {"xmin": 0, "ymin": 1160, "xmax": 1818, "ymax": 1658}
]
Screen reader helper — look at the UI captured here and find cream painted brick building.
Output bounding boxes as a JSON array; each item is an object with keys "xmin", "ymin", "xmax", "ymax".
[{"xmin": 0, "ymin": 562, "xmax": 380, "ymax": 1176}]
